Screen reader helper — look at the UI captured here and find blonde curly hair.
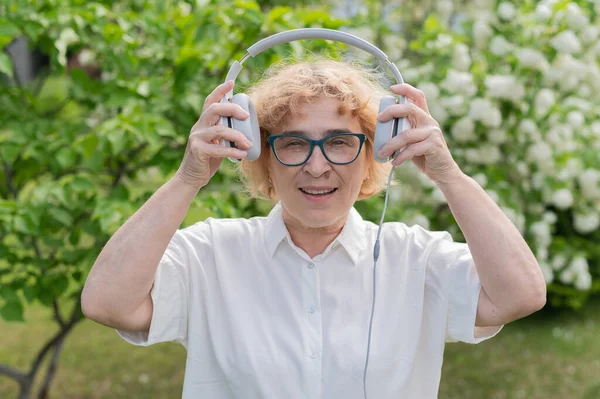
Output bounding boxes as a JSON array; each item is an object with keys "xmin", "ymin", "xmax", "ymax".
[{"xmin": 237, "ymin": 57, "xmax": 394, "ymax": 201}]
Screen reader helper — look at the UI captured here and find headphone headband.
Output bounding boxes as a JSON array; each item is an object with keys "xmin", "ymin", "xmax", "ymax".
[{"xmin": 223, "ymin": 28, "xmax": 405, "ymax": 98}]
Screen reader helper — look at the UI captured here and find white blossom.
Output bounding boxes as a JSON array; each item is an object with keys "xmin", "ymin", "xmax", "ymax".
[
  {"xmin": 410, "ymin": 214, "xmax": 430, "ymax": 229},
  {"xmin": 472, "ymin": 173, "xmax": 488, "ymax": 187},
  {"xmin": 567, "ymin": 111, "xmax": 585, "ymax": 128},
  {"xmin": 564, "ymin": 96, "xmax": 592, "ymax": 112},
  {"xmin": 465, "ymin": 145, "xmax": 501, "ymax": 164},
  {"xmin": 527, "ymin": 142, "xmax": 553, "ymax": 170},
  {"xmin": 473, "ymin": 20, "xmax": 493, "ymax": 49},
  {"xmin": 551, "ymin": 254, "xmax": 567, "ymax": 270},
  {"xmin": 417, "ymin": 82, "xmax": 440, "ymax": 100},
  {"xmin": 440, "ymin": 95, "xmax": 469, "ymax": 116},
  {"xmin": 534, "ymin": 88, "xmax": 555, "ymax": 117},
  {"xmin": 497, "ymin": 2, "xmax": 517, "ymax": 20},
  {"xmin": 453, "ymin": 43, "xmax": 471, "ymax": 71},
  {"xmin": 578, "ymin": 169, "xmax": 600, "ymax": 200},
  {"xmin": 531, "ymin": 221, "xmax": 552, "ymax": 247},
  {"xmin": 565, "ymin": 3, "xmax": 589, "ymax": 30},
  {"xmin": 515, "ymin": 48, "xmax": 549, "ymax": 71},
  {"xmin": 488, "ymin": 128, "xmax": 508, "ymax": 144},
  {"xmin": 570, "ymin": 256, "xmax": 589, "ymax": 274},
  {"xmin": 490, "ymin": 35, "xmax": 513, "ymax": 56},
  {"xmin": 441, "ymin": 70, "xmax": 477, "ymax": 97},
  {"xmin": 519, "ymin": 119, "xmax": 538, "ymax": 137},
  {"xmin": 436, "ymin": 0, "xmax": 454, "ymax": 17},
  {"xmin": 560, "ymin": 268, "xmax": 575, "ymax": 284},
  {"xmin": 535, "ymin": 3, "xmax": 552, "ymax": 21},
  {"xmin": 452, "ymin": 116, "xmax": 476, "ymax": 142},
  {"xmin": 485, "ymin": 189, "xmax": 500, "ymax": 204},
  {"xmin": 485, "ymin": 75, "xmax": 525, "ymax": 101},
  {"xmin": 574, "ymin": 211, "xmax": 600, "ymax": 234},
  {"xmin": 469, "ymin": 98, "xmax": 502, "ymax": 128},
  {"xmin": 429, "ymin": 103, "xmax": 448, "ymax": 125},
  {"xmin": 431, "ymin": 186, "xmax": 447, "ymax": 204},
  {"xmin": 543, "ymin": 211, "xmax": 557, "ymax": 224},
  {"xmin": 551, "ymin": 188, "xmax": 574, "ymax": 210},
  {"xmin": 575, "ymin": 272, "xmax": 592, "ymax": 290},
  {"xmin": 581, "ymin": 25, "xmax": 599, "ymax": 44},
  {"xmin": 550, "ymin": 30, "xmax": 582, "ymax": 54},
  {"xmin": 475, "ymin": 0, "xmax": 496, "ymax": 9}
]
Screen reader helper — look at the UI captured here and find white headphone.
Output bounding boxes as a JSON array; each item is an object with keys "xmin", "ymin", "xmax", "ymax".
[{"xmin": 219, "ymin": 28, "xmax": 410, "ymax": 164}]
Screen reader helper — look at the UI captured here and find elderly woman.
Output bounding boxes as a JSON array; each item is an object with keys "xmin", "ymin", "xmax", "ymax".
[{"xmin": 81, "ymin": 59, "xmax": 547, "ymax": 398}]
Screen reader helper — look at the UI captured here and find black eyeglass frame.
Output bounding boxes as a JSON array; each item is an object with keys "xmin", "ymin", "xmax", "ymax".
[{"xmin": 267, "ymin": 133, "xmax": 367, "ymax": 166}]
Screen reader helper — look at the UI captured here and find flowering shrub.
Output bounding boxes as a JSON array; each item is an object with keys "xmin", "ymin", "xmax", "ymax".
[{"xmin": 354, "ymin": 0, "xmax": 600, "ymax": 308}]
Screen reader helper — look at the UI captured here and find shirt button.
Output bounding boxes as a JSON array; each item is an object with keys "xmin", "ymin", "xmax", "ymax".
[
  {"xmin": 311, "ymin": 352, "xmax": 318, "ymax": 358},
  {"xmin": 307, "ymin": 262, "xmax": 315, "ymax": 269},
  {"xmin": 309, "ymin": 306, "xmax": 316, "ymax": 313}
]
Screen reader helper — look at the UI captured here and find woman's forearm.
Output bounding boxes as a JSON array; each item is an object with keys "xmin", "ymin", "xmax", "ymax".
[
  {"xmin": 438, "ymin": 172, "xmax": 547, "ymax": 316},
  {"xmin": 81, "ymin": 175, "xmax": 200, "ymax": 322}
]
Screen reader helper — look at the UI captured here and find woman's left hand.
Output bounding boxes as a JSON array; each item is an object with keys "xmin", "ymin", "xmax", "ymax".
[{"xmin": 376, "ymin": 83, "xmax": 464, "ymax": 185}]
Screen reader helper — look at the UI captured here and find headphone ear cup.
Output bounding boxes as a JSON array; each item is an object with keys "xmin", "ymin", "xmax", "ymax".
[
  {"xmin": 373, "ymin": 95, "xmax": 398, "ymax": 163},
  {"xmin": 230, "ymin": 93, "xmax": 261, "ymax": 161}
]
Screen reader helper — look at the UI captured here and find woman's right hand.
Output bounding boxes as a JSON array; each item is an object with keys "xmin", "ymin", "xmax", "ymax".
[{"xmin": 174, "ymin": 80, "xmax": 253, "ymax": 189}]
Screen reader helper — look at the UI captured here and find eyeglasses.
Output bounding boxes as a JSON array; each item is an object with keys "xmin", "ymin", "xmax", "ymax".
[{"xmin": 267, "ymin": 133, "xmax": 366, "ymax": 166}]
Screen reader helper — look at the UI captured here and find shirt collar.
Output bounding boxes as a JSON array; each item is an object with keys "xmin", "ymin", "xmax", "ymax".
[{"xmin": 264, "ymin": 202, "xmax": 366, "ymax": 266}]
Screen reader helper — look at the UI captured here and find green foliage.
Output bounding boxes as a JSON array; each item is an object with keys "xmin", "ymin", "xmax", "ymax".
[
  {"xmin": 0, "ymin": 0, "xmax": 347, "ymax": 322},
  {"xmin": 353, "ymin": 0, "xmax": 600, "ymax": 308}
]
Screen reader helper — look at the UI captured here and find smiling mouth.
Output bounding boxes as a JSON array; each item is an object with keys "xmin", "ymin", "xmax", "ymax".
[{"xmin": 299, "ymin": 188, "xmax": 338, "ymax": 196}]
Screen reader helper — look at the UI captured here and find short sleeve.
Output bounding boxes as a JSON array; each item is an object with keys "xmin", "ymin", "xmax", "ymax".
[
  {"xmin": 426, "ymin": 232, "xmax": 503, "ymax": 344},
  {"xmin": 117, "ymin": 233, "xmax": 190, "ymax": 348}
]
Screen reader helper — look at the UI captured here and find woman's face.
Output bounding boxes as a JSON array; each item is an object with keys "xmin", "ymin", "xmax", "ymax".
[{"xmin": 269, "ymin": 97, "xmax": 369, "ymax": 230}]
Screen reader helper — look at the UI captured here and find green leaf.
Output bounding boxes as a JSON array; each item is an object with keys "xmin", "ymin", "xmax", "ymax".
[
  {"xmin": 424, "ymin": 15, "xmax": 441, "ymax": 33},
  {"xmin": 0, "ymin": 52, "xmax": 14, "ymax": 79},
  {"xmin": 49, "ymin": 274, "xmax": 69, "ymax": 297},
  {"xmin": 51, "ymin": 207, "xmax": 74, "ymax": 226},
  {"xmin": 70, "ymin": 176, "xmax": 94, "ymax": 193},
  {"xmin": 69, "ymin": 228, "xmax": 81, "ymax": 246},
  {"xmin": 0, "ymin": 300, "xmax": 24, "ymax": 322},
  {"xmin": 56, "ymin": 147, "xmax": 78, "ymax": 169},
  {"xmin": 0, "ymin": 19, "xmax": 20, "ymax": 49},
  {"xmin": 22, "ymin": 285, "xmax": 38, "ymax": 304},
  {"xmin": 14, "ymin": 214, "xmax": 37, "ymax": 234},
  {"xmin": 76, "ymin": 134, "xmax": 100, "ymax": 159},
  {"xmin": 72, "ymin": 270, "xmax": 83, "ymax": 282},
  {"xmin": 0, "ymin": 285, "xmax": 19, "ymax": 303}
]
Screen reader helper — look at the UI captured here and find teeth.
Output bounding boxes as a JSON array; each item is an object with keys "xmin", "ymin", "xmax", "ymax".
[{"xmin": 301, "ymin": 188, "xmax": 336, "ymax": 195}]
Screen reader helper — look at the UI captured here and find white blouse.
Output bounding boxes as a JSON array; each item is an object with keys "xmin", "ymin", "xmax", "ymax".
[{"xmin": 118, "ymin": 203, "xmax": 502, "ymax": 398}]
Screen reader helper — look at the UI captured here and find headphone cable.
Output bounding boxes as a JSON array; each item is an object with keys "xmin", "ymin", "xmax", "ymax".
[{"xmin": 363, "ymin": 166, "xmax": 395, "ymax": 399}]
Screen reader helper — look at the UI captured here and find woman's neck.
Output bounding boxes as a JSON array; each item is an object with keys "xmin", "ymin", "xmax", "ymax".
[{"xmin": 282, "ymin": 211, "xmax": 347, "ymax": 259}]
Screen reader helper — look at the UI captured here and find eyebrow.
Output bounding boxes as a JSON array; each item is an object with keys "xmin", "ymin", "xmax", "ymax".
[{"xmin": 279, "ymin": 128, "xmax": 355, "ymax": 137}]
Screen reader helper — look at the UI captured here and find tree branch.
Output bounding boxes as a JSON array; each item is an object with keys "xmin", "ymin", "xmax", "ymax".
[
  {"xmin": 52, "ymin": 300, "xmax": 66, "ymax": 329},
  {"xmin": 0, "ymin": 152, "xmax": 18, "ymax": 199},
  {"xmin": 37, "ymin": 334, "xmax": 67, "ymax": 399},
  {"xmin": 0, "ymin": 364, "xmax": 27, "ymax": 384}
]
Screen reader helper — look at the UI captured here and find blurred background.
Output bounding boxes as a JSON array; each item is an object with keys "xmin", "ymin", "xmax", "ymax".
[{"xmin": 1, "ymin": 0, "xmax": 599, "ymax": 398}]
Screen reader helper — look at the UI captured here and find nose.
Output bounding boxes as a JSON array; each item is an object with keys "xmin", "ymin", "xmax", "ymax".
[{"xmin": 303, "ymin": 145, "xmax": 332, "ymax": 177}]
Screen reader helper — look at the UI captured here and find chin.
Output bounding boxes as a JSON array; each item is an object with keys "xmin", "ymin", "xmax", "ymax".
[{"xmin": 295, "ymin": 204, "xmax": 347, "ymax": 229}]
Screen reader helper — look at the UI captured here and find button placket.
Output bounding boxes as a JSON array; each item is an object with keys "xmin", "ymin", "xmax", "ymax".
[{"xmin": 302, "ymin": 259, "xmax": 322, "ymax": 367}]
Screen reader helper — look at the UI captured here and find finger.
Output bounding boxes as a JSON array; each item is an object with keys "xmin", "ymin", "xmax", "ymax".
[
  {"xmin": 377, "ymin": 102, "xmax": 430, "ymax": 125},
  {"xmin": 390, "ymin": 83, "xmax": 429, "ymax": 114},
  {"xmin": 376, "ymin": 127, "xmax": 434, "ymax": 159},
  {"xmin": 195, "ymin": 102, "xmax": 250, "ymax": 128},
  {"xmin": 202, "ymin": 80, "xmax": 234, "ymax": 114},
  {"xmin": 193, "ymin": 125, "xmax": 253, "ymax": 150},
  {"xmin": 198, "ymin": 142, "xmax": 248, "ymax": 160},
  {"xmin": 391, "ymin": 140, "xmax": 432, "ymax": 166}
]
